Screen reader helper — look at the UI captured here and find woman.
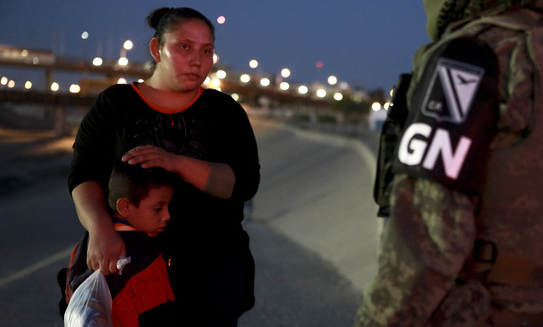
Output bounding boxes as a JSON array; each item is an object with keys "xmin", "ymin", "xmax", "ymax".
[{"xmin": 68, "ymin": 7, "xmax": 260, "ymax": 326}]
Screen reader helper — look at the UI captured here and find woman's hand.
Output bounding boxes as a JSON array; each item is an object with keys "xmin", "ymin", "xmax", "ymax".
[
  {"xmin": 87, "ymin": 227, "xmax": 126, "ymax": 275},
  {"xmin": 122, "ymin": 145, "xmax": 236, "ymax": 199},
  {"xmin": 122, "ymin": 145, "xmax": 180, "ymax": 172}
]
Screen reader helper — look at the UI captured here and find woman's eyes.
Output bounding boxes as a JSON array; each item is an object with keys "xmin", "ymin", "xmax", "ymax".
[{"xmin": 177, "ymin": 44, "xmax": 213, "ymax": 55}]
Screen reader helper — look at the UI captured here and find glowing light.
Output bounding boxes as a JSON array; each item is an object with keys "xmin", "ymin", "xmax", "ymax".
[
  {"xmin": 138, "ymin": 79, "xmax": 144, "ymax": 83},
  {"xmin": 216, "ymin": 70, "xmax": 226, "ymax": 79},
  {"xmin": 118, "ymin": 78, "xmax": 127, "ymax": 84},
  {"xmin": 328, "ymin": 75, "xmax": 338, "ymax": 85},
  {"xmin": 281, "ymin": 68, "xmax": 291, "ymax": 78},
  {"xmin": 316, "ymin": 61, "xmax": 324, "ymax": 68},
  {"xmin": 231, "ymin": 93, "xmax": 240, "ymax": 101},
  {"xmin": 249, "ymin": 60, "xmax": 258, "ymax": 69},
  {"xmin": 123, "ymin": 40, "xmax": 133, "ymax": 50},
  {"xmin": 213, "ymin": 53, "xmax": 219, "ymax": 64},
  {"xmin": 279, "ymin": 82, "xmax": 290, "ymax": 90},
  {"xmin": 333, "ymin": 92, "xmax": 343, "ymax": 101},
  {"xmin": 372, "ymin": 102, "xmax": 382, "ymax": 111},
  {"xmin": 217, "ymin": 16, "xmax": 226, "ymax": 24},
  {"xmin": 93, "ymin": 57, "xmax": 103, "ymax": 66},
  {"xmin": 32, "ymin": 57, "xmax": 39, "ymax": 65},
  {"xmin": 70, "ymin": 84, "xmax": 81, "ymax": 93},
  {"xmin": 203, "ymin": 77, "xmax": 211, "ymax": 85},
  {"xmin": 25, "ymin": 81, "xmax": 32, "ymax": 89},
  {"xmin": 211, "ymin": 78, "xmax": 221, "ymax": 87},
  {"xmin": 118, "ymin": 57, "xmax": 128, "ymax": 66},
  {"xmin": 1, "ymin": 77, "xmax": 7, "ymax": 85},
  {"xmin": 81, "ymin": 31, "xmax": 89, "ymax": 40},
  {"xmin": 21, "ymin": 49, "xmax": 28, "ymax": 57},
  {"xmin": 240, "ymin": 74, "xmax": 251, "ymax": 83},
  {"xmin": 384, "ymin": 102, "xmax": 390, "ymax": 110},
  {"xmin": 316, "ymin": 89, "xmax": 326, "ymax": 98},
  {"xmin": 260, "ymin": 78, "xmax": 270, "ymax": 87},
  {"xmin": 51, "ymin": 82, "xmax": 59, "ymax": 92},
  {"xmin": 8, "ymin": 80, "xmax": 15, "ymax": 88},
  {"xmin": 298, "ymin": 85, "xmax": 309, "ymax": 94}
]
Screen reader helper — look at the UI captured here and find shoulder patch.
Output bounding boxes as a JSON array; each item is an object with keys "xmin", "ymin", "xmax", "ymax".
[{"xmin": 393, "ymin": 37, "xmax": 499, "ymax": 192}]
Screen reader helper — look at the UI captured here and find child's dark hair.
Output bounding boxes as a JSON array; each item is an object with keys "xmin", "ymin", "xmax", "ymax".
[
  {"xmin": 147, "ymin": 7, "xmax": 215, "ymax": 46},
  {"xmin": 107, "ymin": 162, "xmax": 173, "ymax": 212}
]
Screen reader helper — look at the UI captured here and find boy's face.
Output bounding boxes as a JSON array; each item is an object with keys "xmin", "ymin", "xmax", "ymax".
[{"xmin": 125, "ymin": 185, "xmax": 174, "ymax": 237}]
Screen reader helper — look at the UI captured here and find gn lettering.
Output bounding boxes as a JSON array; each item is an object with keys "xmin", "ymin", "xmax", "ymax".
[{"xmin": 398, "ymin": 123, "xmax": 472, "ymax": 179}]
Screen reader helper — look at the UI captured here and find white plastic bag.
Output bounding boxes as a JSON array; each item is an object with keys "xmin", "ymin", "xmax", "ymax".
[{"xmin": 64, "ymin": 270, "xmax": 113, "ymax": 327}]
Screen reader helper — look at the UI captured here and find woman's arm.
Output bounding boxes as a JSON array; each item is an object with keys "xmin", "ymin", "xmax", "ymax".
[
  {"xmin": 71, "ymin": 181, "xmax": 126, "ymax": 274},
  {"xmin": 121, "ymin": 145, "xmax": 235, "ymax": 199}
]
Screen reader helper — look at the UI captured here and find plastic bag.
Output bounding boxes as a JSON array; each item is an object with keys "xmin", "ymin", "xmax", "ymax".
[{"xmin": 64, "ymin": 270, "xmax": 113, "ymax": 327}]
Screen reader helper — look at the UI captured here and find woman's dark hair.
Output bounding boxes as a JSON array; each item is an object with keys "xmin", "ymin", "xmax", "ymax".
[
  {"xmin": 107, "ymin": 162, "xmax": 173, "ymax": 212},
  {"xmin": 146, "ymin": 7, "xmax": 215, "ymax": 46}
]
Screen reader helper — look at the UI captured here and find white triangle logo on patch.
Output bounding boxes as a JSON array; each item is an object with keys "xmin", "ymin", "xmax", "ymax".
[
  {"xmin": 440, "ymin": 65, "xmax": 483, "ymax": 122},
  {"xmin": 423, "ymin": 58, "xmax": 485, "ymax": 124}
]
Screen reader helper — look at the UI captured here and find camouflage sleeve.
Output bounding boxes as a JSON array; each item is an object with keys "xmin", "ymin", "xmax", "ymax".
[{"xmin": 355, "ymin": 174, "xmax": 476, "ymax": 327}]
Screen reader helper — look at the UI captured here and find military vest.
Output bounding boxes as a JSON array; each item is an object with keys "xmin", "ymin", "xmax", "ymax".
[{"xmin": 432, "ymin": 8, "xmax": 543, "ymax": 287}]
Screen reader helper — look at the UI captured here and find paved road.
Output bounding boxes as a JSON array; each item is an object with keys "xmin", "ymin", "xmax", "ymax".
[{"xmin": 0, "ymin": 118, "xmax": 379, "ymax": 326}]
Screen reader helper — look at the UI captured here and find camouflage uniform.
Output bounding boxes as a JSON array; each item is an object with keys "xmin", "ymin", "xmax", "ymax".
[{"xmin": 356, "ymin": 1, "xmax": 543, "ymax": 326}]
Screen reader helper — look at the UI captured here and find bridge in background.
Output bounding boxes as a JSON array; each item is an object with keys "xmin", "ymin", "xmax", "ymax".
[{"xmin": 0, "ymin": 45, "xmax": 334, "ymax": 110}]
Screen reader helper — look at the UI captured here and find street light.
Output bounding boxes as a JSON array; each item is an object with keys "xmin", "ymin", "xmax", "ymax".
[
  {"xmin": 216, "ymin": 70, "xmax": 226, "ymax": 79},
  {"xmin": 260, "ymin": 78, "xmax": 270, "ymax": 87},
  {"xmin": 92, "ymin": 57, "xmax": 103, "ymax": 66},
  {"xmin": 240, "ymin": 74, "xmax": 251, "ymax": 83},
  {"xmin": 281, "ymin": 68, "xmax": 291, "ymax": 78},
  {"xmin": 118, "ymin": 57, "xmax": 128, "ymax": 66},
  {"xmin": 70, "ymin": 84, "xmax": 81, "ymax": 93},
  {"xmin": 316, "ymin": 89, "xmax": 326, "ymax": 98},
  {"xmin": 123, "ymin": 40, "xmax": 133, "ymax": 51},
  {"xmin": 298, "ymin": 85, "xmax": 308, "ymax": 94}
]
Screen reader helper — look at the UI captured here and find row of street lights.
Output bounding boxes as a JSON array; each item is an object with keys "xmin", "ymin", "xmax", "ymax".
[
  {"xmin": 1, "ymin": 32, "xmax": 377, "ymax": 106},
  {"xmin": 204, "ymin": 68, "xmax": 347, "ymax": 102}
]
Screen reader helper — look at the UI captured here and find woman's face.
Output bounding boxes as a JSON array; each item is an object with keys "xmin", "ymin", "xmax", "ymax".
[{"xmin": 155, "ymin": 19, "xmax": 214, "ymax": 92}]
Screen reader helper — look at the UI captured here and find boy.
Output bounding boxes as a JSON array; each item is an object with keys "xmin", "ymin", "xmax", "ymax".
[{"xmin": 61, "ymin": 162, "xmax": 176, "ymax": 326}]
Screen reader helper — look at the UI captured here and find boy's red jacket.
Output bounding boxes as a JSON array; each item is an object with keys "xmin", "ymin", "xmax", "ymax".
[{"xmin": 65, "ymin": 231, "xmax": 175, "ymax": 326}]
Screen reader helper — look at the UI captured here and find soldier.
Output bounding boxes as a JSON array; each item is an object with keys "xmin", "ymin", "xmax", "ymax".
[{"xmin": 357, "ymin": 1, "xmax": 543, "ymax": 326}]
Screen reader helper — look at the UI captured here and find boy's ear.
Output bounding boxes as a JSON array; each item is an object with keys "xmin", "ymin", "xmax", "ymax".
[{"xmin": 116, "ymin": 198, "xmax": 131, "ymax": 217}]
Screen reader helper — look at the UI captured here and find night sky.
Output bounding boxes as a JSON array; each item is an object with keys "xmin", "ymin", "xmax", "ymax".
[{"xmin": 0, "ymin": 0, "xmax": 429, "ymax": 91}]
